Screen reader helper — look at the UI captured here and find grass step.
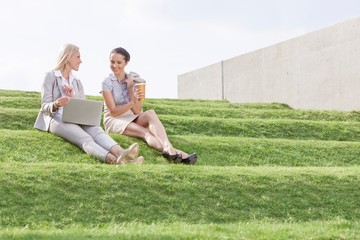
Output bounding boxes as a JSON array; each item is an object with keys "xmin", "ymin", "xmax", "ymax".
[
  {"xmin": 67, "ymin": 94, "xmax": 293, "ymax": 110},
  {"xmin": 2, "ymin": 129, "xmax": 360, "ymax": 167},
  {"xmin": 0, "ymin": 89, "xmax": 39, "ymax": 98},
  {"xmin": 4, "ymin": 95, "xmax": 360, "ymax": 123},
  {"xmin": 0, "ymin": 89, "xmax": 292, "ymax": 110},
  {"xmin": 145, "ymin": 104, "xmax": 360, "ymax": 122},
  {"xmin": 0, "ymin": 220, "xmax": 359, "ymax": 240},
  {"xmin": 1, "ymin": 163, "xmax": 360, "ymax": 227},
  {"xmin": 0, "ymin": 129, "xmax": 164, "ymax": 164},
  {"xmin": 2, "ymin": 89, "xmax": 360, "ymax": 239},
  {"xmin": 3, "ymin": 90, "xmax": 360, "ymax": 123},
  {"xmin": 0, "ymin": 96, "xmax": 41, "ymax": 109},
  {"xmin": 144, "ymin": 99, "xmax": 292, "ymax": 109},
  {"xmin": 179, "ymin": 135, "xmax": 360, "ymax": 167},
  {"xmin": 160, "ymin": 115, "xmax": 360, "ymax": 141},
  {"xmin": 0, "ymin": 108, "xmax": 38, "ymax": 130},
  {"xmin": 3, "ymin": 108, "xmax": 360, "ymax": 142},
  {"xmin": 0, "ymin": 95, "xmax": 103, "ymax": 110},
  {"xmin": 0, "ymin": 108, "xmax": 105, "ymax": 130}
]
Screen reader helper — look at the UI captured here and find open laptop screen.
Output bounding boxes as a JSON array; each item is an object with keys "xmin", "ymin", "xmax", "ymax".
[{"xmin": 62, "ymin": 98, "xmax": 103, "ymax": 126}]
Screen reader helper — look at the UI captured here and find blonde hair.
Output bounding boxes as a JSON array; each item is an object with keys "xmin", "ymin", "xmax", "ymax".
[{"xmin": 53, "ymin": 43, "xmax": 79, "ymax": 71}]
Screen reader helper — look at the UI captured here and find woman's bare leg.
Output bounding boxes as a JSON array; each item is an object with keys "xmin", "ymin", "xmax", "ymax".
[
  {"xmin": 133, "ymin": 110, "xmax": 177, "ymax": 154},
  {"xmin": 123, "ymin": 122, "xmax": 163, "ymax": 151}
]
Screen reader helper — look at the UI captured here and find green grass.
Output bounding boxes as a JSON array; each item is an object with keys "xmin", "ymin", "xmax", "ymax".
[
  {"xmin": 1, "ymin": 163, "xmax": 360, "ymax": 226},
  {"xmin": 1, "ymin": 89, "xmax": 360, "ymax": 239},
  {"xmin": 160, "ymin": 116, "xmax": 360, "ymax": 141},
  {"xmin": 2, "ymin": 129, "xmax": 360, "ymax": 166},
  {"xmin": 1, "ymin": 220, "xmax": 359, "ymax": 240},
  {"xmin": 146, "ymin": 103, "xmax": 360, "ymax": 121},
  {"xmin": 5, "ymin": 95, "xmax": 360, "ymax": 122},
  {"xmin": 4, "ymin": 107, "xmax": 360, "ymax": 143},
  {"xmin": 144, "ymin": 98, "xmax": 293, "ymax": 110},
  {"xmin": 0, "ymin": 90, "xmax": 40, "ymax": 98}
]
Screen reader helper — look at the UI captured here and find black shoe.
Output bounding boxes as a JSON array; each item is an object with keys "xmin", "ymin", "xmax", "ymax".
[
  {"xmin": 181, "ymin": 153, "xmax": 197, "ymax": 165},
  {"xmin": 162, "ymin": 151, "xmax": 182, "ymax": 163}
]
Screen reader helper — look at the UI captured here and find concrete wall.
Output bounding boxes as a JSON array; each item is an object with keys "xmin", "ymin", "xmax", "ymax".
[
  {"xmin": 177, "ymin": 62, "xmax": 223, "ymax": 100},
  {"xmin": 178, "ymin": 17, "xmax": 360, "ymax": 110}
]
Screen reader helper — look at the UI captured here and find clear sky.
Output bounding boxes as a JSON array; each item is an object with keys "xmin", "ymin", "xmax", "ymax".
[{"xmin": 1, "ymin": 0, "xmax": 360, "ymax": 98}]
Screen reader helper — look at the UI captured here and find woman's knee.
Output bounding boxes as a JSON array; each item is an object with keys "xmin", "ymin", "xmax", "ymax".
[
  {"xmin": 144, "ymin": 130, "xmax": 153, "ymax": 141},
  {"xmin": 144, "ymin": 131, "xmax": 162, "ymax": 150},
  {"xmin": 78, "ymin": 136, "xmax": 96, "ymax": 148},
  {"xmin": 143, "ymin": 109, "xmax": 159, "ymax": 120},
  {"xmin": 84, "ymin": 126, "xmax": 105, "ymax": 137}
]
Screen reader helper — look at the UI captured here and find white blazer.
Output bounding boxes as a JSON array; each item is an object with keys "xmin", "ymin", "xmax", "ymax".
[{"xmin": 34, "ymin": 71, "xmax": 85, "ymax": 131}]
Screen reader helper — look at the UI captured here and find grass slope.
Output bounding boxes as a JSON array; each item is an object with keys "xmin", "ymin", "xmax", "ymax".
[
  {"xmin": 2, "ymin": 129, "xmax": 360, "ymax": 166},
  {"xmin": 1, "ymin": 89, "xmax": 360, "ymax": 239},
  {"xmin": 3, "ymin": 108, "xmax": 360, "ymax": 143},
  {"xmin": 1, "ymin": 220, "xmax": 359, "ymax": 240},
  {"xmin": 1, "ymin": 163, "xmax": 360, "ymax": 226}
]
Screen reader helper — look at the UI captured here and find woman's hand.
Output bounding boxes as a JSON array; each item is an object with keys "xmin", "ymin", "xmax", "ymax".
[
  {"xmin": 134, "ymin": 87, "xmax": 145, "ymax": 102},
  {"xmin": 55, "ymin": 96, "xmax": 70, "ymax": 107},
  {"xmin": 125, "ymin": 78, "xmax": 135, "ymax": 90},
  {"xmin": 63, "ymin": 85, "xmax": 75, "ymax": 97},
  {"xmin": 125, "ymin": 78, "xmax": 138, "ymax": 103}
]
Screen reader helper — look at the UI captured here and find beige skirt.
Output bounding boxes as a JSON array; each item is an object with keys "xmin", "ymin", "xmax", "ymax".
[{"xmin": 103, "ymin": 109, "xmax": 139, "ymax": 134}]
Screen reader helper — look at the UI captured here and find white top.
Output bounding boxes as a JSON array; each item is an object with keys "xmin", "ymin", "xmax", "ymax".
[{"xmin": 53, "ymin": 70, "xmax": 76, "ymax": 116}]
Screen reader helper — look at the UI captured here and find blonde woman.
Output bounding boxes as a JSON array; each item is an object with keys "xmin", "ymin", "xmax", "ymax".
[{"xmin": 34, "ymin": 43, "xmax": 143, "ymax": 164}]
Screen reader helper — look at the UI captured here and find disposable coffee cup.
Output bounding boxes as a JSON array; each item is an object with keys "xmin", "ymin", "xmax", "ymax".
[{"xmin": 135, "ymin": 83, "xmax": 146, "ymax": 102}]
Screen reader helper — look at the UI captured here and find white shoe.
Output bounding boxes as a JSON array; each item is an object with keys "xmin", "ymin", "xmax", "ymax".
[
  {"xmin": 116, "ymin": 143, "xmax": 140, "ymax": 164},
  {"xmin": 127, "ymin": 156, "xmax": 144, "ymax": 164},
  {"xmin": 125, "ymin": 143, "xmax": 139, "ymax": 160},
  {"xmin": 117, "ymin": 156, "xmax": 144, "ymax": 165}
]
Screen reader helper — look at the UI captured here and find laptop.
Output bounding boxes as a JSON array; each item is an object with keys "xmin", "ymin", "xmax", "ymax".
[{"xmin": 62, "ymin": 98, "xmax": 103, "ymax": 126}]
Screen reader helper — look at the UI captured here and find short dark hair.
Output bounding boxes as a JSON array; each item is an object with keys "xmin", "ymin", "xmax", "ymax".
[{"xmin": 110, "ymin": 47, "xmax": 130, "ymax": 62}]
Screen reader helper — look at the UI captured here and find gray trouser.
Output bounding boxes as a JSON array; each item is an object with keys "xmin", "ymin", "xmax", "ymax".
[{"xmin": 49, "ymin": 115, "xmax": 118, "ymax": 161}]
